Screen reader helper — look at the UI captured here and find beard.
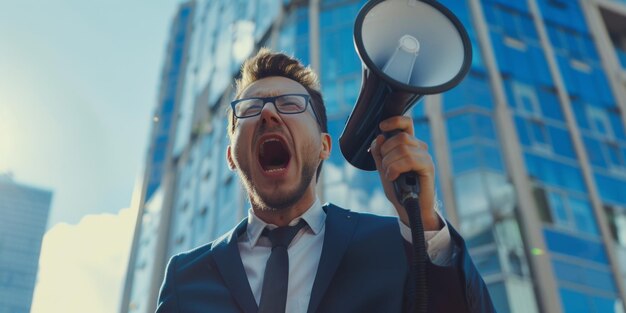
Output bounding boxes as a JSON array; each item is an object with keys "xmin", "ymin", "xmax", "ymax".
[{"xmin": 235, "ymin": 143, "xmax": 319, "ymax": 212}]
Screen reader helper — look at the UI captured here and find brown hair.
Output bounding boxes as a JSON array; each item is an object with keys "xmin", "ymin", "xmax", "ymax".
[{"xmin": 228, "ymin": 48, "xmax": 328, "ymax": 180}]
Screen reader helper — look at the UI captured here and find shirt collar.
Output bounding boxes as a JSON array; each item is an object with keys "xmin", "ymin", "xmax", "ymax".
[{"xmin": 245, "ymin": 198, "xmax": 326, "ymax": 248}]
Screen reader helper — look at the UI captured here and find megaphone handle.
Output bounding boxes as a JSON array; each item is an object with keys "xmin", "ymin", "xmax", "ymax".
[{"xmin": 384, "ymin": 131, "xmax": 428, "ymax": 313}]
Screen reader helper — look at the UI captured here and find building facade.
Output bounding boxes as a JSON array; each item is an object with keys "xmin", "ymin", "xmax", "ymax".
[
  {"xmin": 0, "ymin": 174, "xmax": 52, "ymax": 313},
  {"xmin": 122, "ymin": 0, "xmax": 626, "ymax": 312}
]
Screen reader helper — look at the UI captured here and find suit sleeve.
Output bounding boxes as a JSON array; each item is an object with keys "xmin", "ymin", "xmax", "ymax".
[
  {"xmin": 404, "ymin": 221, "xmax": 497, "ymax": 313},
  {"xmin": 155, "ymin": 255, "xmax": 180, "ymax": 313}
]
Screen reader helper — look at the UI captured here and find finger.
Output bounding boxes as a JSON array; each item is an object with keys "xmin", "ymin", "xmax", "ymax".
[
  {"xmin": 379, "ymin": 116, "xmax": 414, "ymax": 136},
  {"xmin": 369, "ymin": 134, "xmax": 386, "ymax": 171},
  {"xmin": 380, "ymin": 132, "xmax": 427, "ymax": 156},
  {"xmin": 384, "ymin": 154, "xmax": 434, "ymax": 181},
  {"xmin": 381, "ymin": 145, "xmax": 423, "ymax": 168}
]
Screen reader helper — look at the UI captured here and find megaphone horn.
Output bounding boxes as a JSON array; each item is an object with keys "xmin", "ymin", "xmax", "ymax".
[{"xmin": 339, "ymin": 0, "xmax": 472, "ymax": 171}]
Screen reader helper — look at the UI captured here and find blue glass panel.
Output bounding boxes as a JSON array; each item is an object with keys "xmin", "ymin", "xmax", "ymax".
[
  {"xmin": 538, "ymin": 88, "xmax": 563, "ymax": 122},
  {"xmin": 487, "ymin": 282, "xmax": 512, "ymax": 313},
  {"xmin": 327, "ymin": 118, "xmax": 348, "ymax": 166},
  {"xmin": 606, "ymin": 144, "xmax": 624, "ymax": 168},
  {"xmin": 552, "ymin": 260, "xmax": 617, "ymax": 293},
  {"xmin": 583, "ymin": 136, "xmax": 607, "ymax": 168},
  {"xmin": 447, "ymin": 114, "xmax": 473, "ymax": 142},
  {"xmin": 595, "ymin": 173, "xmax": 626, "ymax": 206},
  {"xmin": 521, "ymin": 12, "xmax": 538, "ymax": 40},
  {"xmin": 578, "ymin": 68, "xmax": 599, "ymax": 103},
  {"xmin": 296, "ymin": 7, "xmax": 308, "ymax": 35},
  {"xmin": 547, "ymin": 191, "xmax": 569, "ymax": 227},
  {"xmin": 571, "ymin": 99, "xmax": 589, "ymax": 130},
  {"xmin": 546, "ymin": 25, "xmax": 563, "ymax": 51},
  {"xmin": 582, "ymin": 37, "xmax": 599, "ymax": 62},
  {"xmin": 591, "ymin": 296, "xmax": 620, "ymax": 313},
  {"xmin": 510, "ymin": 47, "xmax": 533, "ymax": 83},
  {"xmin": 593, "ymin": 70, "xmax": 615, "ymax": 106},
  {"xmin": 475, "ymin": 114, "xmax": 497, "ymax": 140},
  {"xmin": 481, "ymin": 145, "xmax": 504, "ymax": 172},
  {"xmin": 491, "ymin": 31, "xmax": 512, "ymax": 75},
  {"xmin": 470, "ymin": 42, "xmax": 486, "ymax": 71},
  {"xmin": 322, "ymin": 82, "xmax": 340, "ymax": 115},
  {"xmin": 559, "ymin": 288, "xmax": 591, "ymax": 313},
  {"xmin": 569, "ymin": 197, "xmax": 599, "ymax": 236},
  {"xmin": 442, "ymin": 87, "xmax": 464, "ymax": 113},
  {"xmin": 443, "ymin": 73, "xmax": 494, "ymax": 112},
  {"xmin": 609, "ymin": 114, "xmax": 626, "ymax": 141},
  {"xmin": 472, "ymin": 249, "xmax": 501, "ymax": 276},
  {"xmin": 556, "ymin": 55, "xmax": 576, "ymax": 94},
  {"xmin": 515, "ymin": 116, "xmax": 531, "ymax": 146},
  {"xmin": 544, "ymin": 228, "xmax": 608, "ymax": 264},
  {"xmin": 525, "ymin": 154, "xmax": 586, "ymax": 192},
  {"xmin": 530, "ymin": 47, "xmax": 552, "ymax": 86},
  {"xmin": 465, "ymin": 227, "xmax": 495, "ymax": 247},
  {"xmin": 549, "ymin": 126, "xmax": 575, "ymax": 158},
  {"xmin": 559, "ymin": 162, "xmax": 586, "ymax": 192},
  {"xmin": 530, "ymin": 121, "xmax": 549, "ymax": 145},
  {"xmin": 491, "ymin": 0, "xmax": 529, "ymax": 13},
  {"xmin": 452, "ymin": 144, "xmax": 480, "ymax": 174}
]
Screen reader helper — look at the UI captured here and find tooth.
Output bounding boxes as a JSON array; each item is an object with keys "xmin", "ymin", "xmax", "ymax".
[{"xmin": 265, "ymin": 167, "xmax": 286, "ymax": 173}]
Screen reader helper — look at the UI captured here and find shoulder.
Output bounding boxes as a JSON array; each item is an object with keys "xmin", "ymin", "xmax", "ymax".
[
  {"xmin": 325, "ymin": 202, "xmax": 397, "ymax": 222},
  {"xmin": 324, "ymin": 202, "xmax": 400, "ymax": 233},
  {"xmin": 166, "ymin": 225, "xmax": 237, "ymax": 273},
  {"xmin": 166, "ymin": 241, "xmax": 215, "ymax": 273}
]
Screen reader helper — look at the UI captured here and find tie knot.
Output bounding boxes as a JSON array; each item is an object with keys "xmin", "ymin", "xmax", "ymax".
[{"xmin": 262, "ymin": 219, "xmax": 307, "ymax": 248}]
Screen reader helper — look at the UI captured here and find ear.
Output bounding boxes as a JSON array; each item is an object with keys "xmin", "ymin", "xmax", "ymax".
[
  {"xmin": 226, "ymin": 145, "xmax": 237, "ymax": 170},
  {"xmin": 319, "ymin": 133, "xmax": 332, "ymax": 160}
]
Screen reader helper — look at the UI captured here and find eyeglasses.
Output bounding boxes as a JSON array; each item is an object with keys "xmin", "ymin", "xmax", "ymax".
[{"xmin": 230, "ymin": 94, "xmax": 318, "ymax": 121}]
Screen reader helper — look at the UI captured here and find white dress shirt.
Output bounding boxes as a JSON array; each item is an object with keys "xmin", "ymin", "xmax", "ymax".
[{"xmin": 237, "ymin": 198, "xmax": 453, "ymax": 313}]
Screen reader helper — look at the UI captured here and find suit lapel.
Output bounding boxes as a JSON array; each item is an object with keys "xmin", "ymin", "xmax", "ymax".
[
  {"xmin": 211, "ymin": 219, "xmax": 258, "ymax": 313},
  {"xmin": 307, "ymin": 204, "xmax": 358, "ymax": 313}
]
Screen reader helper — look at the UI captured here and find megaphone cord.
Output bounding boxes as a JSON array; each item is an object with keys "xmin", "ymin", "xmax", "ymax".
[{"xmin": 403, "ymin": 196, "xmax": 428, "ymax": 313}]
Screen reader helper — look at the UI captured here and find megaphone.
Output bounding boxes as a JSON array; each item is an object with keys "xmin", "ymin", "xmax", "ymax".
[{"xmin": 339, "ymin": 0, "xmax": 472, "ymax": 171}]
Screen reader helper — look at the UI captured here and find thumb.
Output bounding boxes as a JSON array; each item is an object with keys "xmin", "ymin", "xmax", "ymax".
[{"xmin": 370, "ymin": 134, "xmax": 385, "ymax": 172}]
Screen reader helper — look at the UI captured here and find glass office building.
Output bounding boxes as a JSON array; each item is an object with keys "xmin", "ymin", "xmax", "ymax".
[
  {"xmin": 122, "ymin": 0, "xmax": 626, "ymax": 312},
  {"xmin": 0, "ymin": 174, "xmax": 52, "ymax": 313}
]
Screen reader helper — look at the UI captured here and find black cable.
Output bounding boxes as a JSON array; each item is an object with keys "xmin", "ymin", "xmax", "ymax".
[
  {"xmin": 403, "ymin": 196, "xmax": 427, "ymax": 313},
  {"xmin": 384, "ymin": 131, "xmax": 428, "ymax": 313}
]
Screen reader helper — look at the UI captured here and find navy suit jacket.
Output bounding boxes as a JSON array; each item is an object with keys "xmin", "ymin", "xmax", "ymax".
[{"xmin": 156, "ymin": 203, "xmax": 495, "ymax": 312}]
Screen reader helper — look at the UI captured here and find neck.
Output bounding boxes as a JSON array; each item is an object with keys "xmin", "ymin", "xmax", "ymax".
[{"xmin": 252, "ymin": 189, "xmax": 317, "ymax": 227}]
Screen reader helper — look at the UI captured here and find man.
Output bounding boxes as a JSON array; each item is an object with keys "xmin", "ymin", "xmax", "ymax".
[{"xmin": 156, "ymin": 49, "xmax": 495, "ymax": 312}]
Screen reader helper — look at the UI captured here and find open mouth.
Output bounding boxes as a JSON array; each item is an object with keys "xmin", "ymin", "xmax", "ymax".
[{"xmin": 258, "ymin": 137, "xmax": 291, "ymax": 172}]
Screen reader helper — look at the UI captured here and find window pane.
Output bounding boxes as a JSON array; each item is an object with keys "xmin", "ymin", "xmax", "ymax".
[
  {"xmin": 549, "ymin": 126, "xmax": 576, "ymax": 158},
  {"xmin": 530, "ymin": 121, "xmax": 549, "ymax": 145},
  {"xmin": 553, "ymin": 259, "xmax": 616, "ymax": 293},
  {"xmin": 584, "ymin": 136, "xmax": 607, "ymax": 168},
  {"xmin": 544, "ymin": 229, "xmax": 608, "ymax": 264},
  {"xmin": 487, "ymin": 282, "xmax": 512, "ymax": 313},
  {"xmin": 569, "ymin": 197, "xmax": 599, "ymax": 236},
  {"xmin": 472, "ymin": 248, "xmax": 501, "ymax": 276},
  {"xmin": 454, "ymin": 172, "xmax": 489, "ymax": 216},
  {"xmin": 447, "ymin": 114, "xmax": 473, "ymax": 142},
  {"xmin": 559, "ymin": 288, "xmax": 591, "ymax": 313},
  {"xmin": 548, "ymin": 191, "xmax": 569, "ymax": 228}
]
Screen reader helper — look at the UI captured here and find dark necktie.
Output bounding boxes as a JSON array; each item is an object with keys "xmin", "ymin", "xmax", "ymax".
[{"xmin": 257, "ymin": 219, "xmax": 307, "ymax": 313}]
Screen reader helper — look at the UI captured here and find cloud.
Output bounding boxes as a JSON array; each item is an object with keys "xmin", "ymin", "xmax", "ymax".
[{"xmin": 31, "ymin": 207, "xmax": 137, "ymax": 313}]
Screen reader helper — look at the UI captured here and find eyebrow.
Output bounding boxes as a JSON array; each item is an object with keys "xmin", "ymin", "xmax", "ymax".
[{"xmin": 241, "ymin": 91, "xmax": 286, "ymax": 98}]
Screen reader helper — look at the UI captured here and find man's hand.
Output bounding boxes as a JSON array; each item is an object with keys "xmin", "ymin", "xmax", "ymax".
[{"xmin": 369, "ymin": 116, "xmax": 442, "ymax": 231}]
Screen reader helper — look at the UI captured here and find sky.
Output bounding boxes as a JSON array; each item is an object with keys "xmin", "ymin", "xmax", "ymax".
[{"xmin": 0, "ymin": 1, "xmax": 183, "ymax": 311}]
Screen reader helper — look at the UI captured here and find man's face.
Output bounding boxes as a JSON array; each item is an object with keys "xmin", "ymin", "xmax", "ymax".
[{"xmin": 227, "ymin": 76, "xmax": 331, "ymax": 212}]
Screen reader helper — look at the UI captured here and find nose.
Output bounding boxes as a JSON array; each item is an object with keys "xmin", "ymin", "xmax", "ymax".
[{"xmin": 259, "ymin": 101, "xmax": 281, "ymax": 126}]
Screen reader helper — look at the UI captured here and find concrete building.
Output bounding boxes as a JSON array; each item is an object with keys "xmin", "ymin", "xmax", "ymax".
[
  {"xmin": 122, "ymin": 0, "xmax": 626, "ymax": 312},
  {"xmin": 0, "ymin": 174, "xmax": 52, "ymax": 313}
]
